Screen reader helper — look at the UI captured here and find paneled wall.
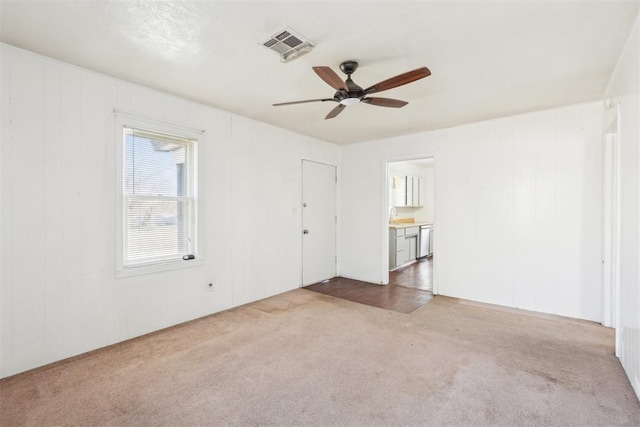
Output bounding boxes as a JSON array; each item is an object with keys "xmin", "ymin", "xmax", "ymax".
[
  {"xmin": 604, "ymin": 12, "xmax": 640, "ymax": 400},
  {"xmin": 0, "ymin": 44, "xmax": 339, "ymax": 378},
  {"xmin": 341, "ymin": 102, "xmax": 603, "ymax": 322},
  {"xmin": 2, "ymin": 33, "xmax": 637, "ymax": 399}
]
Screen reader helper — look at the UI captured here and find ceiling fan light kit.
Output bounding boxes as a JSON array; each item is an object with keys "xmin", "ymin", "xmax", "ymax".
[
  {"xmin": 273, "ymin": 61, "xmax": 431, "ymax": 119},
  {"xmin": 340, "ymin": 98, "xmax": 361, "ymax": 106}
]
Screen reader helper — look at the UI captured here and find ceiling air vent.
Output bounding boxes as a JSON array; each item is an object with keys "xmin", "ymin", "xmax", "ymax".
[{"xmin": 261, "ymin": 27, "xmax": 314, "ymax": 63}]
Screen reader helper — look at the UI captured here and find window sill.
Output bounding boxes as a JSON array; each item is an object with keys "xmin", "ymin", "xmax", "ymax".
[{"xmin": 116, "ymin": 258, "xmax": 204, "ymax": 279}]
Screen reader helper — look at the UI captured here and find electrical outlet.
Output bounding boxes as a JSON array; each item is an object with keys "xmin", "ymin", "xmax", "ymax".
[{"xmin": 206, "ymin": 282, "xmax": 214, "ymax": 293}]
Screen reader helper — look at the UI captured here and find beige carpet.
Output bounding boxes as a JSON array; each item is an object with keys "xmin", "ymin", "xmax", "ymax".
[{"xmin": 1, "ymin": 290, "xmax": 639, "ymax": 426}]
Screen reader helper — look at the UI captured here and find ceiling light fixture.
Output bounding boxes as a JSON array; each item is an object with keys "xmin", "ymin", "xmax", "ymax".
[{"xmin": 340, "ymin": 98, "xmax": 361, "ymax": 106}]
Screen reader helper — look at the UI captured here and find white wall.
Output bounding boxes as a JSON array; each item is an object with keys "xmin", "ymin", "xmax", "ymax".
[
  {"xmin": 421, "ymin": 164, "xmax": 435, "ymax": 223},
  {"xmin": 604, "ymin": 12, "xmax": 640, "ymax": 400},
  {"xmin": 341, "ymin": 102, "xmax": 603, "ymax": 323},
  {"xmin": 0, "ymin": 44, "xmax": 339, "ymax": 378}
]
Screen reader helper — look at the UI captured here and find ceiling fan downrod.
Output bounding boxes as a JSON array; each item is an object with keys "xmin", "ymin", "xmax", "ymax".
[{"xmin": 338, "ymin": 61, "xmax": 364, "ymax": 103}]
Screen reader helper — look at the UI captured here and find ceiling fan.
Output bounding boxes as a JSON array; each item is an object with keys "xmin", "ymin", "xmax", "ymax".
[{"xmin": 273, "ymin": 60, "xmax": 431, "ymax": 120}]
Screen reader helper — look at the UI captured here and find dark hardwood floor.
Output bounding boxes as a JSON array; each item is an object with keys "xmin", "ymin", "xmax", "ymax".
[
  {"xmin": 304, "ymin": 257, "xmax": 433, "ymax": 314},
  {"xmin": 389, "ymin": 256, "xmax": 433, "ymax": 291}
]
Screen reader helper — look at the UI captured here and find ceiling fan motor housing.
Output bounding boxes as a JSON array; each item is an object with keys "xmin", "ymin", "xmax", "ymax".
[{"xmin": 333, "ymin": 90, "xmax": 349, "ymax": 102}]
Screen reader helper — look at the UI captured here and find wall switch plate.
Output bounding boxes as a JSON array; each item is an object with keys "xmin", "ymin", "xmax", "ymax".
[{"xmin": 207, "ymin": 282, "xmax": 214, "ymax": 292}]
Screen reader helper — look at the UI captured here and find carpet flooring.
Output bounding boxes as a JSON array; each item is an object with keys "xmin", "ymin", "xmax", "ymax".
[{"xmin": 1, "ymin": 290, "xmax": 639, "ymax": 426}]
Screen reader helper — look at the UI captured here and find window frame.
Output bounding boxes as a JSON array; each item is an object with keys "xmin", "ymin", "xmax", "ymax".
[{"xmin": 115, "ymin": 112, "xmax": 204, "ymax": 278}]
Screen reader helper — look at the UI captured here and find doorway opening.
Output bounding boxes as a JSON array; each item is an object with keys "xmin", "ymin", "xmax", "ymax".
[{"xmin": 386, "ymin": 157, "xmax": 435, "ymax": 292}]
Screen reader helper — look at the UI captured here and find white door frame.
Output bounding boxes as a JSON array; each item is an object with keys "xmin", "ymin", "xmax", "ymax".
[
  {"xmin": 301, "ymin": 159, "xmax": 338, "ymax": 286},
  {"xmin": 381, "ymin": 152, "xmax": 438, "ymax": 292},
  {"xmin": 602, "ymin": 104, "xmax": 621, "ymax": 356}
]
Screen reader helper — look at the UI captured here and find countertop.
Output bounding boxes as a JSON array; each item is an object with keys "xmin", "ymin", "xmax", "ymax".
[{"xmin": 389, "ymin": 222, "xmax": 432, "ymax": 229}]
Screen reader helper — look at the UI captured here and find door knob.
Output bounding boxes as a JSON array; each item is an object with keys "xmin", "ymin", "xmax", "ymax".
[{"xmin": 303, "ymin": 229, "xmax": 309, "ymax": 234}]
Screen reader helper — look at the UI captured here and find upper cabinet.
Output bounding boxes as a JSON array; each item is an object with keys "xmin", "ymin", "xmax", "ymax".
[
  {"xmin": 407, "ymin": 175, "xmax": 424, "ymax": 207},
  {"xmin": 390, "ymin": 174, "xmax": 424, "ymax": 207}
]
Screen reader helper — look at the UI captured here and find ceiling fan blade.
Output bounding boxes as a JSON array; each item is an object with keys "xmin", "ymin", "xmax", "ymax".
[
  {"xmin": 325, "ymin": 104, "xmax": 346, "ymax": 120},
  {"xmin": 361, "ymin": 97, "xmax": 408, "ymax": 108},
  {"xmin": 313, "ymin": 66, "xmax": 348, "ymax": 91},
  {"xmin": 364, "ymin": 67, "xmax": 431, "ymax": 94},
  {"xmin": 273, "ymin": 98, "xmax": 334, "ymax": 106}
]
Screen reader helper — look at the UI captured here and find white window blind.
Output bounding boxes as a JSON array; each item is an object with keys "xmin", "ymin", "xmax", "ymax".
[{"xmin": 122, "ymin": 126, "xmax": 198, "ymax": 267}]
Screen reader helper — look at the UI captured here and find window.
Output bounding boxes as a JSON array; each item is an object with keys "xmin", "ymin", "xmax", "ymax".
[{"xmin": 117, "ymin": 118, "xmax": 200, "ymax": 274}]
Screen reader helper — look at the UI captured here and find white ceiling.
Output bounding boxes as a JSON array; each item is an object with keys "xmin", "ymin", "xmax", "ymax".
[{"xmin": 1, "ymin": 1, "xmax": 638, "ymax": 144}]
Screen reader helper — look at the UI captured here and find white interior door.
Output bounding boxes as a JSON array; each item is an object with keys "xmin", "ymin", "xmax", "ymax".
[{"xmin": 302, "ymin": 160, "xmax": 337, "ymax": 286}]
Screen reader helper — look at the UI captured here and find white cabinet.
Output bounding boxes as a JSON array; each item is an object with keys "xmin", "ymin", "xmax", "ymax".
[
  {"xmin": 391, "ymin": 175, "xmax": 424, "ymax": 207},
  {"xmin": 405, "ymin": 176, "xmax": 414, "ymax": 206},
  {"xmin": 407, "ymin": 176, "xmax": 424, "ymax": 207}
]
